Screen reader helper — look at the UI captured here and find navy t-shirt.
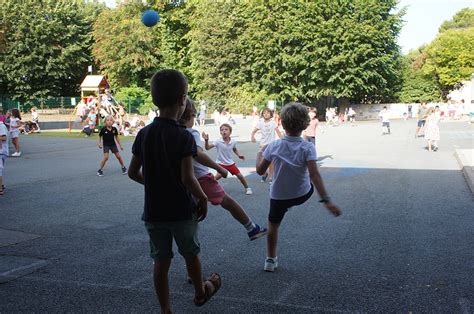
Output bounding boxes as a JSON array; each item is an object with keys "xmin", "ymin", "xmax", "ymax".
[
  {"xmin": 132, "ymin": 117, "xmax": 197, "ymax": 222},
  {"xmin": 99, "ymin": 126, "xmax": 118, "ymax": 146}
]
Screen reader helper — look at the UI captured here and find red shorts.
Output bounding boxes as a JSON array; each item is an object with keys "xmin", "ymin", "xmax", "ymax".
[
  {"xmin": 198, "ymin": 173, "xmax": 225, "ymax": 205},
  {"xmin": 219, "ymin": 163, "xmax": 241, "ymax": 176}
]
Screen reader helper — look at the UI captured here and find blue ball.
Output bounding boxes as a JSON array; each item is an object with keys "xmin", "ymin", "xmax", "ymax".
[{"xmin": 141, "ymin": 10, "xmax": 160, "ymax": 27}]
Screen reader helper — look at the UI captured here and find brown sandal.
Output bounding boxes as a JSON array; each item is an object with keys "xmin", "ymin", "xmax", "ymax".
[{"xmin": 193, "ymin": 273, "xmax": 221, "ymax": 306}]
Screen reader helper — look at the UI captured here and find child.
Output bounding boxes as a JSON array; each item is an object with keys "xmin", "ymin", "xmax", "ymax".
[
  {"xmin": 180, "ymin": 98, "xmax": 267, "ymax": 240},
  {"xmin": 0, "ymin": 116, "xmax": 8, "ymax": 195},
  {"xmin": 203, "ymin": 124, "xmax": 253, "ymax": 195},
  {"xmin": 88, "ymin": 107, "xmax": 97, "ymax": 131},
  {"xmin": 31, "ymin": 107, "xmax": 41, "ymax": 132},
  {"xmin": 10, "ymin": 109, "xmax": 22, "ymax": 157},
  {"xmin": 424, "ymin": 107, "xmax": 440, "ymax": 152},
  {"xmin": 127, "ymin": 69, "xmax": 221, "ymax": 312},
  {"xmin": 97, "ymin": 115, "xmax": 127, "ymax": 176},
  {"xmin": 256, "ymin": 102, "xmax": 341, "ymax": 272},
  {"xmin": 379, "ymin": 106, "xmax": 391, "ymax": 135},
  {"xmin": 303, "ymin": 107, "xmax": 318, "ymax": 145},
  {"xmin": 251, "ymin": 108, "xmax": 282, "ymax": 182}
]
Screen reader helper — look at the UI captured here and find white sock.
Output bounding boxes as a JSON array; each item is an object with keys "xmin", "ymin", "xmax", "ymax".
[{"xmin": 244, "ymin": 220, "xmax": 256, "ymax": 232}]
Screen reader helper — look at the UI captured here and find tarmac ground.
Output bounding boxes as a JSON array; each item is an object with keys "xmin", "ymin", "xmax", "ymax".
[{"xmin": 0, "ymin": 117, "xmax": 473, "ymax": 313}]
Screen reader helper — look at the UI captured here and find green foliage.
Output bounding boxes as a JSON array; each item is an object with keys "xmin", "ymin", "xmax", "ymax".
[
  {"xmin": 91, "ymin": 2, "xmax": 161, "ymax": 89},
  {"xmin": 439, "ymin": 8, "xmax": 474, "ymax": 33},
  {"xmin": 226, "ymin": 84, "xmax": 270, "ymax": 115},
  {"xmin": 114, "ymin": 85, "xmax": 153, "ymax": 114},
  {"xmin": 0, "ymin": 0, "xmax": 104, "ymax": 99}
]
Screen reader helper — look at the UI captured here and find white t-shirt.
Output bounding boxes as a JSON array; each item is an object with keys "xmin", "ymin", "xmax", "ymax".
[
  {"xmin": 9, "ymin": 117, "xmax": 20, "ymax": 134},
  {"xmin": 263, "ymin": 136, "xmax": 317, "ymax": 200},
  {"xmin": 0, "ymin": 122, "xmax": 9, "ymax": 156},
  {"xmin": 214, "ymin": 138, "xmax": 236, "ymax": 165},
  {"xmin": 187, "ymin": 128, "xmax": 210, "ymax": 179},
  {"xmin": 379, "ymin": 110, "xmax": 390, "ymax": 122},
  {"xmin": 256, "ymin": 119, "xmax": 277, "ymax": 146},
  {"xmin": 32, "ymin": 111, "xmax": 38, "ymax": 121}
]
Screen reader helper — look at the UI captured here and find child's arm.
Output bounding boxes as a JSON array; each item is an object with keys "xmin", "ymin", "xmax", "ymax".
[
  {"xmin": 114, "ymin": 133, "xmax": 124, "ymax": 151},
  {"xmin": 195, "ymin": 148, "xmax": 228, "ymax": 178},
  {"xmin": 202, "ymin": 132, "xmax": 215, "ymax": 150},
  {"xmin": 233, "ymin": 146, "xmax": 245, "ymax": 160},
  {"xmin": 97, "ymin": 136, "xmax": 102, "ymax": 149},
  {"xmin": 250, "ymin": 127, "xmax": 259, "ymax": 143},
  {"xmin": 256, "ymin": 158, "xmax": 271, "ymax": 175},
  {"xmin": 275, "ymin": 127, "xmax": 282, "ymax": 138},
  {"xmin": 181, "ymin": 156, "xmax": 208, "ymax": 221},
  {"xmin": 307, "ymin": 160, "xmax": 341, "ymax": 216},
  {"xmin": 128, "ymin": 155, "xmax": 144, "ymax": 184}
]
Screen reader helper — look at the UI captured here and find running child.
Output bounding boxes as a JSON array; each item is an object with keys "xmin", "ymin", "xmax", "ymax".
[
  {"xmin": 0, "ymin": 116, "xmax": 8, "ymax": 195},
  {"xmin": 250, "ymin": 108, "xmax": 282, "ymax": 182},
  {"xmin": 10, "ymin": 109, "xmax": 22, "ymax": 157},
  {"xmin": 180, "ymin": 98, "xmax": 267, "ymax": 240},
  {"xmin": 203, "ymin": 124, "xmax": 253, "ymax": 195},
  {"xmin": 128, "ymin": 69, "xmax": 221, "ymax": 312},
  {"xmin": 97, "ymin": 115, "xmax": 127, "ymax": 176},
  {"xmin": 256, "ymin": 102, "xmax": 341, "ymax": 272},
  {"xmin": 379, "ymin": 106, "xmax": 391, "ymax": 135}
]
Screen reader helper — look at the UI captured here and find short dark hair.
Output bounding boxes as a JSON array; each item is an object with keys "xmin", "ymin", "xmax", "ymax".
[
  {"xmin": 220, "ymin": 123, "xmax": 232, "ymax": 133},
  {"xmin": 178, "ymin": 97, "xmax": 196, "ymax": 126},
  {"xmin": 261, "ymin": 107, "xmax": 273, "ymax": 118},
  {"xmin": 280, "ymin": 102, "xmax": 309, "ymax": 133},
  {"xmin": 150, "ymin": 69, "xmax": 188, "ymax": 109}
]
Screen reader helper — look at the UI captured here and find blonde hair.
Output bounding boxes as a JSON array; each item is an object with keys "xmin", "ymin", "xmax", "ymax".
[
  {"xmin": 280, "ymin": 102, "xmax": 309, "ymax": 133},
  {"xmin": 104, "ymin": 115, "xmax": 115, "ymax": 123}
]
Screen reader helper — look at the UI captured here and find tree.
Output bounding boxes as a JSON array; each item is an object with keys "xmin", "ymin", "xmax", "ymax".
[
  {"xmin": 0, "ymin": 0, "xmax": 103, "ymax": 99},
  {"xmin": 91, "ymin": 2, "xmax": 161, "ymax": 89},
  {"xmin": 439, "ymin": 8, "xmax": 474, "ymax": 33}
]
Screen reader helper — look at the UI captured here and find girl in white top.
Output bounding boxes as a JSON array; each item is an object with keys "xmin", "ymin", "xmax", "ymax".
[
  {"xmin": 251, "ymin": 108, "xmax": 282, "ymax": 182},
  {"xmin": 203, "ymin": 123, "xmax": 253, "ymax": 195},
  {"xmin": 256, "ymin": 102, "xmax": 341, "ymax": 272},
  {"xmin": 9, "ymin": 109, "xmax": 22, "ymax": 157}
]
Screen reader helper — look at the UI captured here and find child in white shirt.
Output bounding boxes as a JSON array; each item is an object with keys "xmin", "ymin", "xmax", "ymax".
[
  {"xmin": 379, "ymin": 106, "xmax": 391, "ymax": 134},
  {"xmin": 180, "ymin": 99, "xmax": 267, "ymax": 240},
  {"xmin": 251, "ymin": 108, "xmax": 282, "ymax": 182},
  {"xmin": 203, "ymin": 124, "xmax": 253, "ymax": 195},
  {"xmin": 0, "ymin": 117, "xmax": 8, "ymax": 195},
  {"xmin": 256, "ymin": 102, "xmax": 341, "ymax": 272}
]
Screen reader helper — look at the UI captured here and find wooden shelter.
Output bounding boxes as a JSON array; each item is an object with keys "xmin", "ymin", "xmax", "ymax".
[{"xmin": 80, "ymin": 75, "xmax": 110, "ymax": 100}]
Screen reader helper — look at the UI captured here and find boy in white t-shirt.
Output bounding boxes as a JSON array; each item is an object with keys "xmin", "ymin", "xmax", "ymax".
[
  {"xmin": 180, "ymin": 99, "xmax": 267, "ymax": 241},
  {"xmin": 0, "ymin": 117, "xmax": 9, "ymax": 195},
  {"xmin": 251, "ymin": 108, "xmax": 282, "ymax": 182},
  {"xmin": 256, "ymin": 102, "xmax": 341, "ymax": 272},
  {"xmin": 203, "ymin": 124, "xmax": 253, "ymax": 195},
  {"xmin": 379, "ymin": 106, "xmax": 391, "ymax": 135}
]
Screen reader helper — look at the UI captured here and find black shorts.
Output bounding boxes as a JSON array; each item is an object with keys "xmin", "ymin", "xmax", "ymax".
[
  {"xmin": 103, "ymin": 144, "xmax": 118, "ymax": 154},
  {"xmin": 417, "ymin": 120, "xmax": 426, "ymax": 127},
  {"xmin": 382, "ymin": 122, "xmax": 390, "ymax": 127},
  {"xmin": 269, "ymin": 185, "xmax": 314, "ymax": 224}
]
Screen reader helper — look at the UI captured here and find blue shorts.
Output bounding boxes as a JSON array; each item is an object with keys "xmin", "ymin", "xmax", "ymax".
[
  {"xmin": 417, "ymin": 120, "xmax": 426, "ymax": 127},
  {"xmin": 269, "ymin": 185, "xmax": 314, "ymax": 224}
]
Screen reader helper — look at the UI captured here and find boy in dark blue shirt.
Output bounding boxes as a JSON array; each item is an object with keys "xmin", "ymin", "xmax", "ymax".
[{"xmin": 128, "ymin": 70, "xmax": 221, "ymax": 312}]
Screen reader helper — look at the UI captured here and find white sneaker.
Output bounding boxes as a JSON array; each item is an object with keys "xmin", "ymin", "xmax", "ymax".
[
  {"xmin": 11, "ymin": 152, "xmax": 21, "ymax": 157},
  {"xmin": 245, "ymin": 187, "xmax": 253, "ymax": 195},
  {"xmin": 264, "ymin": 257, "xmax": 278, "ymax": 272}
]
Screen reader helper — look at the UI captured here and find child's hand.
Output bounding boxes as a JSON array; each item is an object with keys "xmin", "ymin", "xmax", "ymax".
[
  {"xmin": 202, "ymin": 132, "xmax": 209, "ymax": 141},
  {"xmin": 251, "ymin": 136, "xmax": 256, "ymax": 143},
  {"xmin": 98, "ymin": 144, "xmax": 102, "ymax": 149},
  {"xmin": 217, "ymin": 167, "xmax": 228, "ymax": 178},
  {"xmin": 196, "ymin": 198, "xmax": 208, "ymax": 222},
  {"xmin": 238, "ymin": 155, "xmax": 245, "ymax": 160},
  {"xmin": 325, "ymin": 201, "xmax": 341, "ymax": 217},
  {"xmin": 120, "ymin": 145, "xmax": 124, "ymax": 151}
]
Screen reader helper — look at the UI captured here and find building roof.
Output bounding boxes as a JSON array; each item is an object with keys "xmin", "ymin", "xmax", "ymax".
[{"xmin": 80, "ymin": 75, "xmax": 108, "ymax": 90}]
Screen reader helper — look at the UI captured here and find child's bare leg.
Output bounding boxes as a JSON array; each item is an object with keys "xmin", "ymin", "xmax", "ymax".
[
  {"xmin": 267, "ymin": 222, "xmax": 280, "ymax": 258},
  {"xmin": 113, "ymin": 152, "xmax": 125, "ymax": 167},
  {"xmin": 236, "ymin": 173, "xmax": 249, "ymax": 189},
  {"xmin": 220, "ymin": 194, "xmax": 251, "ymax": 225},
  {"xmin": 428, "ymin": 140, "xmax": 432, "ymax": 152},
  {"xmin": 153, "ymin": 259, "xmax": 173, "ymax": 314},
  {"xmin": 12, "ymin": 138, "xmax": 20, "ymax": 152},
  {"xmin": 184, "ymin": 255, "xmax": 206, "ymax": 301},
  {"xmin": 99, "ymin": 153, "xmax": 109, "ymax": 170}
]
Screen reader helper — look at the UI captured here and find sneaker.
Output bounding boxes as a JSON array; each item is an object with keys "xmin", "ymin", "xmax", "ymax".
[
  {"xmin": 11, "ymin": 152, "xmax": 21, "ymax": 157},
  {"xmin": 245, "ymin": 187, "xmax": 253, "ymax": 195},
  {"xmin": 121, "ymin": 166, "xmax": 127, "ymax": 175},
  {"xmin": 261, "ymin": 174, "xmax": 268, "ymax": 182},
  {"xmin": 248, "ymin": 224, "xmax": 267, "ymax": 241},
  {"xmin": 264, "ymin": 257, "xmax": 278, "ymax": 272},
  {"xmin": 97, "ymin": 169, "xmax": 104, "ymax": 177}
]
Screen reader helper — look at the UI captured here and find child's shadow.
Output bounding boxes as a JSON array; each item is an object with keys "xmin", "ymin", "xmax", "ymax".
[{"xmin": 316, "ymin": 155, "xmax": 333, "ymax": 165}]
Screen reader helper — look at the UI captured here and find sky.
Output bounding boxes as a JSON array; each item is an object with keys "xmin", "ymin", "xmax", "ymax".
[{"xmin": 103, "ymin": 0, "xmax": 473, "ymax": 54}]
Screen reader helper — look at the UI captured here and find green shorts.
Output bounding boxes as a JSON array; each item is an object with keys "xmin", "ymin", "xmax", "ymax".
[{"xmin": 144, "ymin": 216, "xmax": 200, "ymax": 260}]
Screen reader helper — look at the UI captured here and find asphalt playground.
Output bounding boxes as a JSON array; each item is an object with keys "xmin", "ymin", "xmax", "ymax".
[{"xmin": 0, "ymin": 117, "xmax": 473, "ymax": 313}]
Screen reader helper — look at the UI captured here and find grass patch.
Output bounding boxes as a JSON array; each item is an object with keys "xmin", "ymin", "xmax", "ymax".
[{"xmin": 25, "ymin": 131, "xmax": 134, "ymax": 141}]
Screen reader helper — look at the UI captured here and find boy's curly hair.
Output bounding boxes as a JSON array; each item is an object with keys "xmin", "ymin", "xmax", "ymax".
[
  {"xmin": 178, "ymin": 97, "xmax": 196, "ymax": 126},
  {"xmin": 280, "ymin": 102, "xmax": 309, "ymax": 133}
]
